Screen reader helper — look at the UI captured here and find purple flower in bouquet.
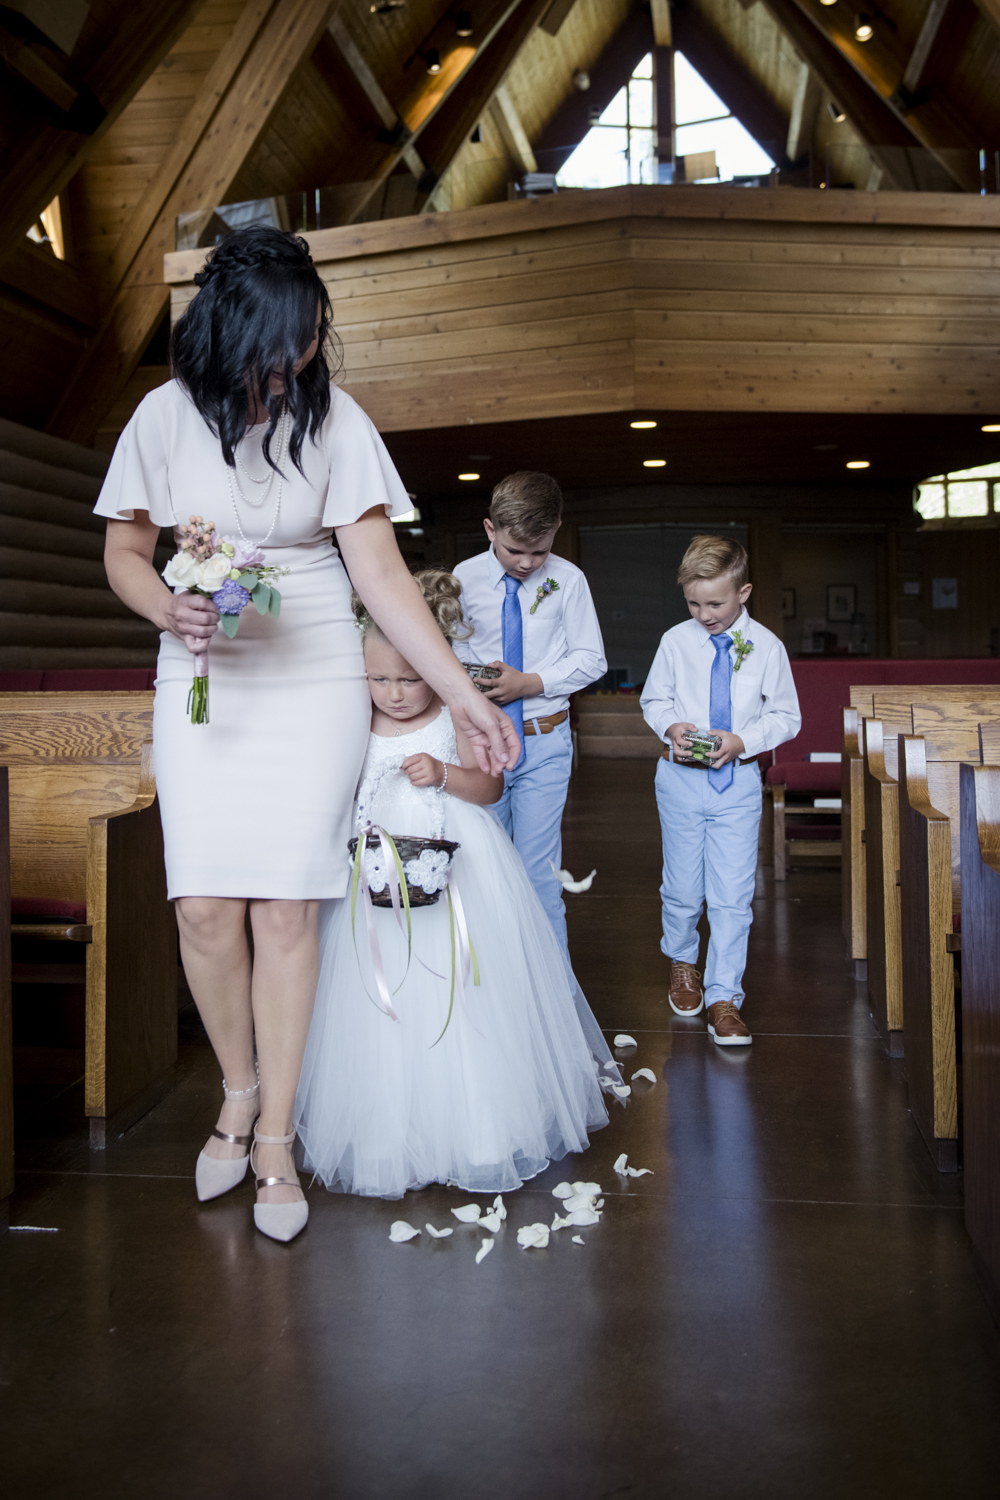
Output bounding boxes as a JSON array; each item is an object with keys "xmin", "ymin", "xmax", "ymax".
[
  {"xmin": 222, "ymin": 535, "xmax": 266, "ymax": 570},
  {"xmin": 213, "ymin": 579, "xmax": 252, "ymax": 615}
]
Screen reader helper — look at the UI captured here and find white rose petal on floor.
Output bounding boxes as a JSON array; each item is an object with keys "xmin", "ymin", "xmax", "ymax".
[
  {"xmin": 479, "ymin": 1211, "xmax": 502, "ymax": 1234},
  {"xmin": 614, "ymin": 1034, "xmax": 637, "ymax": 1048},
  {"xmin": 425, "ymin": 1223, "xmax": 453, "ymax": 1238},
  {"xmin": 517, "ymin": 1223, "xmax": 550, "ymax": 1250},
  {"xmin": 475, "ymin": 1238, "xmax": 495, "ymax": 1265},
  {"xmin": 614, "ymin": 1153, "xmax": 653, "ymax": 1178},
  {"xmin": 571, "ymin": 1235, "xmax": 585, "ymax": 1245},
  {"xmin": 492, "ymin": 1195, "xmax": 507, "ymax": 1221},
  {"xmin": 389, "ymin": 1221, "xmax": 420, "ymax": 1242},
  {"xmin": 632, "ymin": 1068, "xmax": 657, "ymax": 1085},
  {"xmin": 613, "ymin": 1084, "xmax": 631, "ymax": 1098},
  {"xmin": 451, "ymin": 1204, "xmax": 482, "ymax": 1223}
]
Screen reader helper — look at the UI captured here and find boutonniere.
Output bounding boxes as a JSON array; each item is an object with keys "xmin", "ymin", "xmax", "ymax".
[
  {"xmin": 529, "ymin": 578, "xmax": 560, "ymax": 615},
  {"xmin": 731, "ymin": 629, "xmax": 754, "ymax": 672}
]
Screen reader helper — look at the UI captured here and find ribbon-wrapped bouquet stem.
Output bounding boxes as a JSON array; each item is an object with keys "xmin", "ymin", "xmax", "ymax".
[{"xmin": 163, "ymin": 515, "xmax": 288, "ymax": 724}]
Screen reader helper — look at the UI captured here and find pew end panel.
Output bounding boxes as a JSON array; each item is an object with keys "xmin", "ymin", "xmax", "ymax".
[
  {"xmin": 898, "ymin": 736, "xmax": 958, "ymax": 1173},
  {"xmin": 862, "ymin": 716, "xmax": 906, "ymax": 1055},
  {"xmin": 86, "ymin": 743, "xmax": 177, "ymax": 1150},
  {"xmin": 0, "ymin": 769, "xmax": 11, "ymax": 1229},
  {"xmin": 959, "ymin": 761, "xmax": 1000, "ymax": 1325},
  {"xmin": 842, "ymin": 706, "xmax": 866, "ymax": 978}
]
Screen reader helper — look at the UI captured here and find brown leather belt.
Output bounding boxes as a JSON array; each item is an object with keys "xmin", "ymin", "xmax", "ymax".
[
  {"xmin": 523, "ymin": 710, "xmax": 568, "ymax": 736},
  {"xmin": 662, "ymin": 747, "xmax": 767, "ymax": 767}
]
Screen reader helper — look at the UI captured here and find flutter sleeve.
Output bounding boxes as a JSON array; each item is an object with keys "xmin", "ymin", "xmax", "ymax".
[
  {"xmin": 320, "ymin": 387, "xmax": 412, "ymax": 527},
  {"xmin": 92, "ymin": 385, "xmax": 178, "ymax": 527}
]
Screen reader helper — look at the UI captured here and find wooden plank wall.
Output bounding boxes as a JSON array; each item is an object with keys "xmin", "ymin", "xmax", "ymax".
[
  {"xmin": 0, "ymin": 421, "xmax": 161, "ymax": 670},
  {"xmin": 167, "ymin": 186, "xmax": 1000, "ymax": 434}
]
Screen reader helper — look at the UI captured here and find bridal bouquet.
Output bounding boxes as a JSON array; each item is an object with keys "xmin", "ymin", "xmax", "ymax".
[{"xmin": 163, "ymin": 515, "xmax": 288, "ymax": 724}]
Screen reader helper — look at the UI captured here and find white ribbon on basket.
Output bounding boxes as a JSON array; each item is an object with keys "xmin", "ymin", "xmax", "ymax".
[{"xmin": 349, "ymin": 824, "xmax": 479, "ymax": 1043}]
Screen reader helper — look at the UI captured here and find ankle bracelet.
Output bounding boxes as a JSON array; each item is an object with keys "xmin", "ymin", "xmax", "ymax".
[{"xmin": 223, "ymin": 1067, "xmax": 260, "ymax": 1099}]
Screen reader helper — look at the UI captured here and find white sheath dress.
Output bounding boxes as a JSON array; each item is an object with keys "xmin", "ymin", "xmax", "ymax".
[{"xmin": 93, "ymin": 379, "xmax": 411, "ymax": 898}]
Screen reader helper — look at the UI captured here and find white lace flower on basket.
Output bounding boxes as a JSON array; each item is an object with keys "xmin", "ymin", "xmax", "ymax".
[
  {"xmin": 363, "ymin": 847, "xmax": 389, "ymax": 892},
  {"xmin": 404, "ymin": 848, "xmax": 452, "ymax": 895}
]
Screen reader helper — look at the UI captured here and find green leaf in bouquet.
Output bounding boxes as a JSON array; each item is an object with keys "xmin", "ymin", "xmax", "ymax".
[
  {"xmin": 252, "ymin": 583, "xmax": 271, "ymax": 615},
  {"xmin": 237, "ymin": 571, "xmax": 258, "ymax": 589},
  {"xmin": 220, "ymin": 613, "xmax": 240, "ymax": 637},
  {"xmin": 269, "ymin": 587, "xmax": 281, "ymax": 618}
]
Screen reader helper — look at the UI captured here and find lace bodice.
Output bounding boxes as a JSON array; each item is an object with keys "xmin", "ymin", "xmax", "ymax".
[{"xmin": 355, "ymin": 707, "xmax": 459, "ymax": 840}]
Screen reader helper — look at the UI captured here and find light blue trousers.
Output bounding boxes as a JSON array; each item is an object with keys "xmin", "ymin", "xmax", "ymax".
[
  {"xmin": 491, "ymin": 717, "xmax": 573, "ymax": 951},
  {"xmin": 654, "ymin": 756, "xmax": 762, "ymax": 1008}
]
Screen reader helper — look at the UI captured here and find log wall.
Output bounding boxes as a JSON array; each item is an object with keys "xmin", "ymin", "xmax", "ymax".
[{"xmin": 0, "ymin": 419, "xmax": 160, "ymax": 671}]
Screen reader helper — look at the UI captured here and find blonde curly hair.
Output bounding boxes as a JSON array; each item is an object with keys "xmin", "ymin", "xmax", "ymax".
[{"xmin": 352, "ymin": 568, "xmax": 474, "ymax": 644}]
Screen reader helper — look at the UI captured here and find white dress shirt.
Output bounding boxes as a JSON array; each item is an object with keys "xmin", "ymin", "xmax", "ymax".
[
  {"xmin": 640, "ymin": 608, "xmax": 800, "ymax": 760},
  {"xmin": 453, "ymin": 546, "xmax": 606, "ymax": 718}
]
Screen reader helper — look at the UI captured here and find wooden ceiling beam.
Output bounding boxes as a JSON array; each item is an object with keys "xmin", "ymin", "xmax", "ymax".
[
  {"xmin": 0, "ymin": 0, "xmax": 204, "ymax": 272},
  {"xmin": 899, "ymin": 0, "xmax": 951, "ymax": 96},
  {"xmin": 786, "ymin": 61, "xmax": 821, "ymax": 165},
  {"xmin": 47, "ymin": 0, "xmax": 339, "ymax": 446},
  {"xmin": 326, "ymin": 13, "xmax": 429, "ymax": 182},
  {"xmin": 973, "ymin": 0, "xmax": 1000, "ymax": 29},
  {"xmin": 532, "ymin": 6, "xmax": 653, "ymax": 176},
  {"xmin": 415, "ymin": 0, "xmax": 553, "ymax": 182},
  {"xmin": 489, "ymin": 84, "xmax": 538, "ymax": 175},
  {"xmin": 782, "ymin": 0, "xmax": 980, "ymax": 183},
  {"xmin": 672, "ymin": 4, "xmax": 790, "ymax": 167}
]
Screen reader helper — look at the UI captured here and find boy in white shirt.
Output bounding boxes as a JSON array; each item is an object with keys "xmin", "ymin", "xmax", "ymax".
[
  {"xmin": 454, "ymin": 472, "xmax": 606, "ymax": 952},
  {"xmin": 640, "ymin": 535, "xmax": 800, "ymax": 1045}
]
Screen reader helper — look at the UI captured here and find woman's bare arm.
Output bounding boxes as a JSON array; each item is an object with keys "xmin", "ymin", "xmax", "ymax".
[
  {"xmin": 104, "ymin": 514, "xmax": 219, "ymax": 654},
  {"xmin": 336, "ymin": 506, "xmax": 519, "ymax": 775}
]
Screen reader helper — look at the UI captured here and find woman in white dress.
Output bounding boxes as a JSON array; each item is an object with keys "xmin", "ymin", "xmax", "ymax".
[
  {"xmin": 96, "ymin": 228, "xmax": 517, "ymax": 1242},
  {"xmin": 296, "ymin": 573, "xmax": 621, "ymax": 1198}
]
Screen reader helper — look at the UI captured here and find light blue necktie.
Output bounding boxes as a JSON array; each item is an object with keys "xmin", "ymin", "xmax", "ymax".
[
  {"xmin": 502, "ymin": 574, "xmax": 525, "ymax": 769},
  {"xmin": 708, "ymin": 632, "xmax": 733, "ymax": 794}
]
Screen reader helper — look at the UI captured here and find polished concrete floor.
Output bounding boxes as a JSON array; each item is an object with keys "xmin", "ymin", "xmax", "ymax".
[{"xmin": 3, "ymin": 762, "xmax": 1000, "ymax": 1498}]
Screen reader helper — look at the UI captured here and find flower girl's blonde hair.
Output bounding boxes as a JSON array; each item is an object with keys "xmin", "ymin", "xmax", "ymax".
[{"xmin": 352, "ymin": 569, "xmax": 473, "ymax": 644}]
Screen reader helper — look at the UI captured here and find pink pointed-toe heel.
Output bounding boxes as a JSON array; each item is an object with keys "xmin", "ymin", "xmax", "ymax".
[
  {"xmin": 251, "ymin": 1128, "xmax": 309, "ymax": 1243},
  {"xmin": 195, "ymin": 1071, "xmax": 260, "ymax": 1203}
]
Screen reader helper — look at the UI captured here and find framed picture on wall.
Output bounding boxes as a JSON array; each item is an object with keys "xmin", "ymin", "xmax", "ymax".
[
  {"xmin": 782, "ymin": 588, "xmax": 796, "ymax": 618},
  {"xmin": 827, "ymin": 584, "xmax": 856, "ymax": 622}
]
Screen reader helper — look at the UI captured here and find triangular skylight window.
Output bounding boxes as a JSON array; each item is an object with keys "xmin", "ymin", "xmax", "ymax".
[{"xmin": 557, "ymin": 51, "xmax": 773, "ymax": 190}]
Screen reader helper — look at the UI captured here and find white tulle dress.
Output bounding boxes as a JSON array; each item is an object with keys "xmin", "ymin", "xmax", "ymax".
[{"xmin": 295, "ymin": 707, "xmax": 622, "ymax": 1199}]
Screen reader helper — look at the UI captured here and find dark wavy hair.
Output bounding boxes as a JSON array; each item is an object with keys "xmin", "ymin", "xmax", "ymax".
[{"xmin": 170, "ymin": 225, "xmax": 340, "ymax": 475}]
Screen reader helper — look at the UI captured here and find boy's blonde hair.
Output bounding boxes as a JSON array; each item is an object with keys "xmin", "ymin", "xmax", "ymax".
[
  {"xmin": 678, "ymin": 534, "xmax": 749, "ymax": 590},
  {"xmin": 490, "ymin": 471, "xmax": 562, "ymax": 542},
  {"xmin": 352, "ymin": 569, "xmax": 473, "ymax": 644}
]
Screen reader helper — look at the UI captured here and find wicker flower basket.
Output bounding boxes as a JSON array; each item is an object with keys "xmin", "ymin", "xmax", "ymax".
[{"xmin": 347, "ymin": 833, "xmax": 461, "ymax": 908}]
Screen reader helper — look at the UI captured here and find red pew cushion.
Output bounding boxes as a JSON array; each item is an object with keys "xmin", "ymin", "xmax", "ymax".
[
  {"xmin": 765, "ymin": 761, "xmax": 841, "ymax": 793},
  {"xmin": 12, "ymin": 897, "xmax": 87, "ymax": 922}
]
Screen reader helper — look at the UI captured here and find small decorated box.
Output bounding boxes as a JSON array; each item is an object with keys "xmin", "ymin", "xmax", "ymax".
[
  {"xmin": 464, "ymin": 663, "xmax": 501, "ymax": 692},
  {"xmin": 682, "ymin": 728, "xmax": 722, "ymax": 768}
]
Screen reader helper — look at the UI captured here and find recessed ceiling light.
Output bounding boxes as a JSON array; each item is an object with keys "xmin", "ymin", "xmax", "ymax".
[
  {"xmin": 982, "ymin": 423, "xmax": 1000, "ymax": 432},
  {"xmin": 458, "ymin": 472, "xmax": 480, "ymax": 481},
  {"xmin": 630, "ymin": 419, "xmax": 657, "ymax": 429},
  {"xmin": 854, "ymin": 12, "xmax": 874, "ymax": 41},
  {"xmin": 846, "ymin": 459, "xmax": 870, "ymax": 469},
  {"xmin": 425, "ymin": 47, "xmax": 441, "ymax": 73},
  {"xmin": 643, "ymin": 459, "xmax": 666, "ymax": 468}
]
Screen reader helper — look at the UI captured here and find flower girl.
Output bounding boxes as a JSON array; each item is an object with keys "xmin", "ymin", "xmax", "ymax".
[{"xmin": 295, "ymin": 571, "xmax": 622, "ymax": 1199}]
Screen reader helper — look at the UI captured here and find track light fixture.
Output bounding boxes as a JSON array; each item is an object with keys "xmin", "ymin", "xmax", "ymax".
[
  {"xmin": 454, "ymin": 10, "xmax": 473, "ymax": 36},
  {"xmin": 425, "ymin": 47, "xmax": 441, "ymax": 73},
  {"xmin": 828, "ymin": 101, "xmax": 846, "ymax": 123},
  {"xmin": 854, "ymin": 12, "xmax": 874, "ymax": 41}
]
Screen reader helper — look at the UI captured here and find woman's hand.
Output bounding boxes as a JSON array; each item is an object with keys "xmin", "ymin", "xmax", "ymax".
[
  {"xmin": 163, "ymin": 591, "xmax": 219, "ymax": 656},
  {"xmin": 448, "ymin": 687, "xmax": 520, "ymax": 776},
  {"xmin": 401, "ymin": 753, "xmax": 446, "ymax": 788}
]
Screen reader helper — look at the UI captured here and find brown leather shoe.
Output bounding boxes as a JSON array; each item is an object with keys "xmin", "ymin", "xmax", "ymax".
[
  {"xmin": 668, "ymin": 961, "xmax": 704, "ymax": 1016},
  {"xmin": 706, "ymin": 999, "xmax": 752, "ymax": 1047}
]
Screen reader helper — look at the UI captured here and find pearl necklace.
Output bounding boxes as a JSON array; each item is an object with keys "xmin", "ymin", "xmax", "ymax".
[{"xmin": 227, "ymin": 407, "xmax": 289, "ymax": 548}]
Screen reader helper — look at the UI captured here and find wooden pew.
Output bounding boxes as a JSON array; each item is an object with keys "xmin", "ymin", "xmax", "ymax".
[
  {"xmin": 959, "ymin": 760, "xmax": 1000, "ymax": 1323},
  {"xmin": 896, "ymin": 703, "xmax": 1000, "ymax": 1172},
  {"xmin": 843, "ymin": 685, "xmax": 1000, "ymax": 987},
  {"xmin": 862, "ymin": 709, "xmax": 912, "ymax": 1055},
  {"xmin": 0, "ymin": 692, "xmax": 176, "ymax": 1149}
]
